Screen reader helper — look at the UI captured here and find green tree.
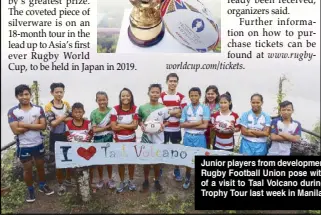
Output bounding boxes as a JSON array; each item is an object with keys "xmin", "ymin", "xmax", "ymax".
[
  {"xmin": 274, "ymin": 74, "xmax": 288, "ymax": 115},
  {"xmin": 30, "ymin": 80, "xmax": 40, "ymax": 105},
  {"xmin": 306, "ymin": 120, "xmax": 320, "ymax": 143}
]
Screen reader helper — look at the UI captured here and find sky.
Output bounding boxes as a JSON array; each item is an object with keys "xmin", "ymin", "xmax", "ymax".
[{"xmin": 1, "ymin": 0, "xmax": 320, "ymax": 146}]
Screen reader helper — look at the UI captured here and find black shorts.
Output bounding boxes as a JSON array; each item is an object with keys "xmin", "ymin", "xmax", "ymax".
[
  {"xmin": 164, "ymin": 131, "xmax": 182, "ymax": 144},
  {"xmin": 49, "ymin": 132, "xmax": 67, "ymax": 153},
  {"xmin": 16, "ymin": 143, "xmax": 45, "ymax": 163}
]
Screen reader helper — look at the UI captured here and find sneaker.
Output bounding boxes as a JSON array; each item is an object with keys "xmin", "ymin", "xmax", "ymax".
[
  {"xmin": 64, "ymin": 179, "xmax": 76, "ymax": 187},
  {"xmin": 154, "ymin": 180, "xmax": 164, "ymax": 193},
  {"xmin": 26, "ymin": 189, "xmax": 36, "ymax": 203},
  {"xmin": 107, "ymin": 179, "xmax": 116, "ymax": 189},
  {"xmin": 57, "ymin": 184, "xmax": 67, "ymax": 196},
  {"xmin": 183, "ymin": 179, "xmax": 191, "ymax": 189},
  {"xmin": 116, "ymin": 181, "xmax": 127, "ymax": 193},
  {"xmin": 128, "ymin": 180, "xmax": 137, "ymax": 191},
  {"xmin": 39, "ymin": 184, "xmax": 55, "ymax": 195},
  {"xmin": 140, "ymin": 180, "xmax": 149, "ymax": 193},
  {"xmin": 96, "ymin": 180, "xmax": 104, "ymax": 189},
  {"xmin": 173, "ymin": 168, "xmax": 183, "ymax": 182}
]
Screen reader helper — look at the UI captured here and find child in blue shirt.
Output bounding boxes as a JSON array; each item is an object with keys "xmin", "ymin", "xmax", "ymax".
[{"xmin": 239, "ymin": 93, "xmax": 271, "ymax": 155}]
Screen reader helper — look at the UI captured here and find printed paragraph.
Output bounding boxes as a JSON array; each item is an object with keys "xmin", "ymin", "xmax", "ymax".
[
  {"xmin": 226, "ymin": 0, "xmax": 318, "ymax": 63},
  {"xmin": 195, "ymin": 156, "xmax": 321, "ymax": 210},
  {"xmin": 6, "ymin": 0, "xmax": 94, "ymax": 73}
]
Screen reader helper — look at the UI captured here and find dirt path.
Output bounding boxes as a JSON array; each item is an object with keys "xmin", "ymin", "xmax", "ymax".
[{"xmin": 17, "ymin": 164, "xmax": 304, "ymax": 214}]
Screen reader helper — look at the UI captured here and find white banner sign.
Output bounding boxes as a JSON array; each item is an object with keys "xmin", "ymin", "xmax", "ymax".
[{"xmin": 55, "ymin": 141, "xmax": 242, "ymax": 169}]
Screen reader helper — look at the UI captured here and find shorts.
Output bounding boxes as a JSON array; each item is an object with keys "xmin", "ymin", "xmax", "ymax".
[
  {"xmin": 49, "ymin": 132, "xmax": 67, "ymax": 153},
  {"xmin": 183, "ymin": 132, "xmax": 206, "ymax": 148},
  {"xmin": 141, "ymin": 132, "xmax": 164, "ymax": 144},
  {"xmin": 164, "ymin": 131, "xmax": 182, "ymax": 144},
  {"xmin": 239, "ymin": 138, "xmax": 267, "ymax": 156},
  {"xmin": 17, "ymin": 143, "xmax": 45, "ymax": 163},
  {"xmin": 93, "ymin": 133, "xmax": 113, "ymax": 143}
]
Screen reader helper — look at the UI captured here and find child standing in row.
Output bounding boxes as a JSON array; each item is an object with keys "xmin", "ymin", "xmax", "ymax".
[
  {"xmin": 180, "ymin": 87, "xmax": 210, "ymax": 189},
  {"xmin": 268, "ymin": 101, "xmax": 302, "ymax": 156},
  {"xmin": 204, "ymin": 85, "xmax": 220, "ymax": 149},
  {"xmin": 90, "ymin": 92, "xmax": 115, "ymax": 189},
  {"xmin": 110, "ymin": 88, "xmax": 139, "ymax": 193},
  {"xmin": 8, "ymin": 85, "xmax": 54, "ymax": 203},
  {"xmin": 45, "ymin": 83, "xmax": 73, "ymax": 196},
  {"xmin": 239, "ymin": 93, "xmax": 271, "ymax": 155},
  {"xmin": 212, "ymin": 92, "xmax": 240, "ymax": 151}
]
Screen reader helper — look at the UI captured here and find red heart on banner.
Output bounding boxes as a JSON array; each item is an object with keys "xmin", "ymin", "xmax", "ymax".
[
  {"xmin": 205, "ymin": 151, "xmax": 210, "ymax": 156},
  {"xmin": 77, "ymin": 146, "xmax": 96, "ymax": 160}
]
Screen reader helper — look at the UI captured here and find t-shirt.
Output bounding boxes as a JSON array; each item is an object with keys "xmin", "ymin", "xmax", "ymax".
[
  {"xmin": 212, "ymin": 111, "xmax": 240, "ymax": 150},
  {"xmin": 180, "ymin": 103, "xmax": 210, "ymax": 135},
  {"xmin": 8, "ymin": 103, "xmax": 45, "ymax": 148},
  {"xmin": 44, "ymin": 100, "xmax": 71, "ymax": 134},
  {"xmin": 239, "ymin": 110, "xmax": 271, "ymax": 143},
  {"xmin": 159, "ymin": 92, "xmax": 188, "ymax": 132},
  {"xmin": 138, "ymin": 103, "xmax": 170, "ymax": 144},
  {"xmin": 110, "ymin": 105, "xmax": 139, "ymax": 142},
  {"xmin": 90, "ymin": 107, "xmax": 113, "ymax": 137},
  {"xmin": 268, "ymin": 117, "xmax": 302, "ymax": 155},
  {"xmin": 65, "ymin": 119, "xmax": 93, "ymax": 142}
]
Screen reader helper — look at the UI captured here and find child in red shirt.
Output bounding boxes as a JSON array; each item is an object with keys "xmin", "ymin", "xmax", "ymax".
[{"xmin": 211, "ymin": 92, "xmax": 240, "ymax": 152}]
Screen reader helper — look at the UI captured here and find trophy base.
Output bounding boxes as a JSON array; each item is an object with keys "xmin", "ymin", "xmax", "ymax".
[{"xmin": 128, "ymin": 22, "xmax": 165, "ymax": 47}]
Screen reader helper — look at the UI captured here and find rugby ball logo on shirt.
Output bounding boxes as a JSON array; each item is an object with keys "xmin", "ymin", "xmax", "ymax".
[
  {"xmin": 215, "ymin": 120, "xmax": 232, "ymax": 132},
  {"xmin": 161, "ymin": 0, "xmax": 220, "ymax": 52},
  {"xmin": 69, "ymin": 134, "xmax": 89, "ymax": 142},
  {"xmin": 144, "ymin": 121, "xmax": 162, "ymax": 134}
]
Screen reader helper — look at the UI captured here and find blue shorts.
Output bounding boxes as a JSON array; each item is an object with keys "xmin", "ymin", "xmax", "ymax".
[
  {"xmin": 239, "ymin": 138, "xmax": 267, "ymax": 156},
  {"xmin": 183, "ymin": 132, "xmax": 206, "ymax": 148},
  {"xmin": 16, "ymin": 143, "xmax": 45, "ymax": 163}
]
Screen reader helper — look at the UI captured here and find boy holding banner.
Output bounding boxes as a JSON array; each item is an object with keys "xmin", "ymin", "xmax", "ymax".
[
  {"xmin": 138, "ymin": 84, "xmax": 170, "ymax": 193},
  {"xmin": 180, "ymin": 87, "xmax": 210, "ymax": 189}
]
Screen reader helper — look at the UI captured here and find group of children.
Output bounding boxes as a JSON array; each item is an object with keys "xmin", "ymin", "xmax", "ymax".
[{"xmin": 7, "ymin": 73, "xmax": 302, "ymax": 203}]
